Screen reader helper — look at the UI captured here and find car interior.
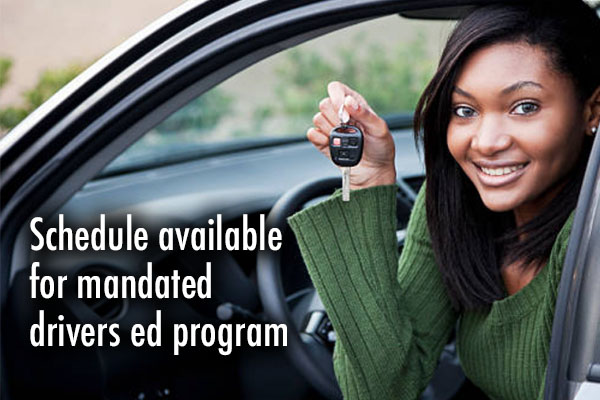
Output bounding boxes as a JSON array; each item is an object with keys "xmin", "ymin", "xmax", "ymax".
[{"xmin": 3, "ymin": 2, "xmax": 599, "ymax": 399}]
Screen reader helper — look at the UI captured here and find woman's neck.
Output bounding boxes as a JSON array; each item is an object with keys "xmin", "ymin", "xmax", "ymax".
[{"xmin": 513, "ymin": 178, "xmax": 569, "ymax": 230}]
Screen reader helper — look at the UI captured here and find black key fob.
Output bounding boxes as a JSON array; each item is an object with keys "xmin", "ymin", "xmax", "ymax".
[{"xmin": 329, "ymin": 124, "xmax": 364, "ymax": 167}]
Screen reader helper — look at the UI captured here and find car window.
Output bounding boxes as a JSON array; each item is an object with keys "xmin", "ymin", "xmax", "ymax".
[{"xmin": 103, "ymin": 15, "xmax": 454, "ymax": 175}]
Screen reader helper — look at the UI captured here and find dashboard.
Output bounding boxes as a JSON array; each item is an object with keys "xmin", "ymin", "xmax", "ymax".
[{"xmin": 6, "ymin": 129, "xmax": 425, "ymax": 399}]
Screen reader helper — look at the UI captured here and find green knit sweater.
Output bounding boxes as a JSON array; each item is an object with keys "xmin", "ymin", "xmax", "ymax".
[{"xmin": 287, "ymin": 182, "xmax": 574, "ymax": 400}]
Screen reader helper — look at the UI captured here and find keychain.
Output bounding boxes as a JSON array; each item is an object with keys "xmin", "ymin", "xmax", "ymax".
[{"xmin": 329, "ymin": 103, "xmax": 364, "ymax": 201}]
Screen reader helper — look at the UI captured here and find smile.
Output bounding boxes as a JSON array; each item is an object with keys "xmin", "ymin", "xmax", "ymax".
[
  {"xmin": 473, "ymin": 162, "xmax": 529, "ymax": 187},
  {"xmin": 480, "ymin": 164, "xmax": 527, "ymax": 176}
]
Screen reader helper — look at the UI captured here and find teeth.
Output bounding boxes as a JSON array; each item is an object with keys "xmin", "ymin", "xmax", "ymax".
[{"xmin": 481, "ymin": 164, "xmax": 525, "ymax": 176}]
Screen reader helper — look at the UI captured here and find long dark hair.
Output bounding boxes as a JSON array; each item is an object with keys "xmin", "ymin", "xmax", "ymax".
[{"xmin": 413, "ymin": 0, "xmax": 600, "ymax": 311}]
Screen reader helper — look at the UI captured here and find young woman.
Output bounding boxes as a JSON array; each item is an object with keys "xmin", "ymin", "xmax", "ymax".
[{"xmin": 287, "ymin": 1, "xmax": 600, "ymax": 399}]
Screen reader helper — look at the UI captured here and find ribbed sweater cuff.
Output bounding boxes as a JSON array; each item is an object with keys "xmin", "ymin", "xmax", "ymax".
[
  {"xmin": 287, "ymin": 184, "xmax": 399, "ymax": 311},
  {"xmin": 287, "ymin": 185, "xmax": 417, "ymax": 397}
]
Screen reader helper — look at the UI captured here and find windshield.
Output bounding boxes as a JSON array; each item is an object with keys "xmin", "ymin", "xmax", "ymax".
[{"xmin": 102, "ymin": 15, "xmax": 454, "ymax": 176}]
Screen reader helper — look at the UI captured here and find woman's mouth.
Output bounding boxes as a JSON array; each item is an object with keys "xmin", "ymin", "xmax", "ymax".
[{"xmin": 473, "ymin": 162, "xmax": 529, "ymax": 187}]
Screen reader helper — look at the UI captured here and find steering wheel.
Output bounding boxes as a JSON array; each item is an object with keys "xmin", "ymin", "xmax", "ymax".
[{"xmin": 257, "ymin": 176, "xmax": 406, "ymax": 400}]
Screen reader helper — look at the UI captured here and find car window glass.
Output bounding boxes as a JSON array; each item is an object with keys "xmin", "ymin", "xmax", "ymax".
[{"xmin": 104, "ymin": 15, "xmax": 454, "ymax": 174}]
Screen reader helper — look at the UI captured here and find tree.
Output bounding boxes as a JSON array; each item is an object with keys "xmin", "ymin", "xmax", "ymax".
[{"xmin": 0, "ymin": 58, "xmax": 86, "ymax": 132}]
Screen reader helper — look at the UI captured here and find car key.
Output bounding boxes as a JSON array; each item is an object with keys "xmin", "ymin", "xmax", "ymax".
[{"xmin": 329, "ymin": 104, "xmax": 364, "ymax": 201}]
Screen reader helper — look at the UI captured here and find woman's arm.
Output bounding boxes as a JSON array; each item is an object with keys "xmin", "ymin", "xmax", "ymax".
[{"xmin": 288, "ymin": 182, "xmax": 458, "ymax": 399}]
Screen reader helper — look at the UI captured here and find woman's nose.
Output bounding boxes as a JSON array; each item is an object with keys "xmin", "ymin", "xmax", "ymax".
[{"xmin": 471, "ymin": 116, "xmax": 512, "ymax": 155}]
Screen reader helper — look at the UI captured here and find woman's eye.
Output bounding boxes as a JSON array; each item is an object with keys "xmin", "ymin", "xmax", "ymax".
[
  {"xmin": 453, "ymin": 106, "xmax": 477, "ymax": 118},
  {"xmin": 512, "ymin": 102, "xmax": 539, "ymax": 115}
]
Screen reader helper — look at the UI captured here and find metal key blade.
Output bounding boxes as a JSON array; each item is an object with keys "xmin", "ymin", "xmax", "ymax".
[{"xmin": 342, "ymin": 167, "xmax": 351, "ymax": 202}]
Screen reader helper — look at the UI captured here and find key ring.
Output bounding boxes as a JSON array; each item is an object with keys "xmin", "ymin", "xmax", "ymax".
[{"xmin": 338, "ymin": 103, "xmax": 349, "ymax": 125}]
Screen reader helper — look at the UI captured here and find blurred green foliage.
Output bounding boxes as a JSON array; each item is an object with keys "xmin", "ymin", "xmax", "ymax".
[
  {"xmin": 0, "ymin": 28, "xmax": 435, "ymax": 144},
  {"xmin": 155, "ymin": 89, "xmax": 233, "ymax": 135},
  {"xmin": 111, "ymin": 28, "xmax": 438, "ymax": 168},
  {"xmin": 231, "ymin": 32, "xmax": 434, "ymax": 136},
  {"xmin": 275, "ymin": 33, "xmax": 433, "ymax": 117},
  {"xmin": 0, "ymin": 58, "xmax": 86, "ymax": 131},
  {"xmin": 24, "ymin": 64, "xmax": 86, "ymax": 110},
  {"xmin": 0, "ymin": 57, "xmax": 12, "ymax": 89},
  {"xmin": 0, "ymin": 107, "xmax": 29, "ymax": 130}
]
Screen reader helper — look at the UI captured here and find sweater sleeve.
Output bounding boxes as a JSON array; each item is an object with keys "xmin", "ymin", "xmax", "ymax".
[{"xmin": 287, "ymin": 182, "xmax": 458, "ymax": 399}]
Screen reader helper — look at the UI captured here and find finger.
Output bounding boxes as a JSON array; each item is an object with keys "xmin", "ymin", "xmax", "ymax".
[
  {"xmin": 307, "ymin": 127, "xmax": 329, "ymax": 147},
  {"xmin": 327, "ymin": 81, "xmax": 351, "ymax": 120},
  {"xmin": 343, "ymin": 95, "xmax": 388, "ymax": 138},
  {"xmin": 344, "ymin": 86, "xmax": 371, "ymax": 111},
  {"xmin": 318, "ymin": 97, "xmax": 338, "ymax": 127},
  {"xmin": 328, "ymin": 81, "xmax": 372, "ymax": 114},
  {"xmin": 307, "ymin": 128, "xmax": 331, "ymax": 158},
  {"xmin": 312, "ymin": 112, "xmax": 334, "ymax": 136}
]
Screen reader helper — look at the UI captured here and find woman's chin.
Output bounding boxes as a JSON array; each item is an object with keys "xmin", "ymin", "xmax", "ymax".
[{"xmin": 478, "ymin": 192, "xmax": 521, "ymax": 213}]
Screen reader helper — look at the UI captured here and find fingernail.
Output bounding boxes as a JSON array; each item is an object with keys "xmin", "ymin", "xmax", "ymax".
[{"xmin": 345, "ymin": 95, "xmax": 359, "ymax": 111}]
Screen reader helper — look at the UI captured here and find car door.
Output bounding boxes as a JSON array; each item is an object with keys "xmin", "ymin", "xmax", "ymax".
[
  {"xmin": 542, "ymin": 6, "xmax": 600, "ymax": 398},
  {"xmin": 544, "ymin": 94, "xmax": 600, "ymax": 398}
]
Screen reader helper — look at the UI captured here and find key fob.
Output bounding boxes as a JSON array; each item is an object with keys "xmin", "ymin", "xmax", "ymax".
[{"xmin": 329, "ymin": 124, "xmax": 364, "ymax": 167}]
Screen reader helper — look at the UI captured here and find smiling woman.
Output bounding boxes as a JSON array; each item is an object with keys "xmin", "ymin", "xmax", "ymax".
[
  {"xmin": 445, "ymin": 40, "xmax": 592, "ymax": 302},
  {"xmin": 415, "ymin": 3, "xmax": 600, "ymax": 310},
  {"xmin": 447, "ymin": 43, "xmax": 588, "ymax": 223},
  {"xmin": 288, "ymin": 0, "xmax": 600, "ymax": 399}
]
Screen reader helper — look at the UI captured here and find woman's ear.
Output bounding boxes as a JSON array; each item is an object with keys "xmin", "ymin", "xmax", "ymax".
[{"xmin": 584, "ymin": 85, "xmax": 600, "ymax": 136}]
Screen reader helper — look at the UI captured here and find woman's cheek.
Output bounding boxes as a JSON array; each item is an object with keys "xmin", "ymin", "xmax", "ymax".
[{"xmin": 446, "ymin": 124, "xmax": 469, "ymax": 166}]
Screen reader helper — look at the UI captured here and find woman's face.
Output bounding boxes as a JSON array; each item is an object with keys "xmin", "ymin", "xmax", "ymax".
[{"xmin": 447, "ymin": 42, "xmax": 587, "ymax": 226}]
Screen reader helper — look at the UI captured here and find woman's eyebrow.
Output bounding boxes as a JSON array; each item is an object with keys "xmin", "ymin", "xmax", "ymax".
[
  {"xmin": 453, "ymin": 86, "xmax": 474, "ymax": 99},
  {"xmin": 501, "ymin": 80, "xmax": 543, "ymax": 95},
  {"xmin": 453, "ymin": 81, "xmax": 543, "ymax": 99}
]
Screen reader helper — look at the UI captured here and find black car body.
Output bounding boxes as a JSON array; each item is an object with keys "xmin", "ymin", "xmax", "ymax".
[{"xmin": 1, "ymin": 1, "xmax": 600, "ymax": 399}]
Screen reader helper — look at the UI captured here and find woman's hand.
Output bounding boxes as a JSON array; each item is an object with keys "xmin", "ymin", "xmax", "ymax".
[{"xmin": 308, "ymin": 81, "xmax": 397, "ymax": 190}]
